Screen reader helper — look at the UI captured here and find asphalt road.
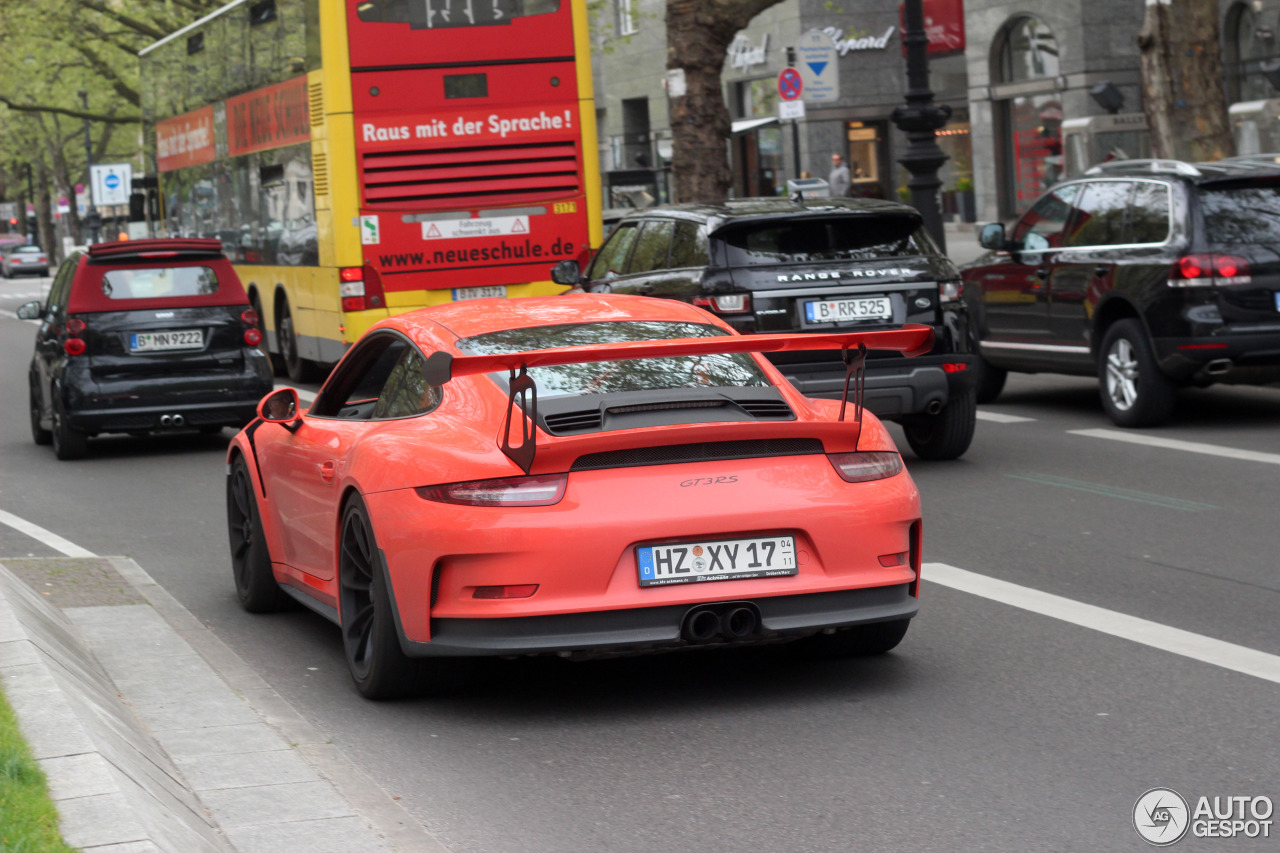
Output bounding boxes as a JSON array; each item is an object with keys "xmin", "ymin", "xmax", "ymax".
[{"xmin": 3, "ymin": 273, "xmax": 1279, "ymax": 852}]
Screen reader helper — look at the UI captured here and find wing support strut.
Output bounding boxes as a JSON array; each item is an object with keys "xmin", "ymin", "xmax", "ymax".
[
  {"xmin": 501, "ymin": 364, "xmax": 539, "ymax": 475},
  {"xmin": 838, "ymin": 343, "xmax": 868, "ymax": 448}
]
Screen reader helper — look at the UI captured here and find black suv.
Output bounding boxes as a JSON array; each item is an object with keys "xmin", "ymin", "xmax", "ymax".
[
  {"xmin": 19, "ymin": 238, "xmax": 273, "ymax": 459},
  {"xmin": 964, "ymin": 158, "xmax": 1280, "ymax": 426},
  {"xmin": 551, "ymin": 198, "xmax": 976, "ymax": 460}
]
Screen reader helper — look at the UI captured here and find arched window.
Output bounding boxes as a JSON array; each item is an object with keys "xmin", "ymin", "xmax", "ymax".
[
  {"xmin": 991, "ymin": 17, "xmax": 1064, "ymax": 215},
  {"xmin": 1225, "ymin": 2, "xmax": 1273, "ymax": 104},
  {"xmin": 997, "ymin": 16, "xmax": 1060, "ymax": 84}
]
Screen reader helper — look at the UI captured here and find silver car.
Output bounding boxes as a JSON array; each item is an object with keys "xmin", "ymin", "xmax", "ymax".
[{"xmin": 2, "ymin": 245, "xmax": 49, "ymax": 278}]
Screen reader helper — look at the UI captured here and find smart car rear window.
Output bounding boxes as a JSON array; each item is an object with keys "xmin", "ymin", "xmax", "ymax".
[
  {"xmin": 720, "ymin": 216, "xmax": 923, "ymax": 266},
  {"xmin": 102, "ymin": 266, "xmax": 219, "ymax": 300},
  {"xmin": 456, "ymin": 320, "xmax": 769, "ymax": 398},
  {"xmin": 1199, "ymin": 185, "xmax": 1280, "ymax": 245}
]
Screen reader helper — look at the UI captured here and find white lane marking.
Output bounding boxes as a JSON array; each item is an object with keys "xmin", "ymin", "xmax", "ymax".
[
  {"xmin": 0, "ymin": 509, "xmax": 97, "ymax": 558},
  {"xmin": 925, "ymin": 562, "xmax": 1280, "ymax": 686},
  {"xmin": 1070, "ymin": 428, "xmax": 1280, "ymax": 466},
  {"xmin": 977, "ymin": 411, "xmax": 1035, "ymax": 424}
]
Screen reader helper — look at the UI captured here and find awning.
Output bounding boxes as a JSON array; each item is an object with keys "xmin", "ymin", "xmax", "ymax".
[{"xmin": 731, "ymin": 116, "xmax": 780, "ymax": 134}]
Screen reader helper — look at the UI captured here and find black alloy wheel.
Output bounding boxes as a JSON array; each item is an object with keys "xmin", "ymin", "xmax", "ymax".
[
  {"xmin": 795, "ymin": 618, "xmax": 911, "ymax": 659},
  {"xmin": 226, "ymin": 457, "xmax": 288, "ymax": 612},
  {"xmin": 29, "ymin": 380, "xmax": 51, "ymax": 445},
  {"xmin": 50, "ymin": 395, "xmax": 88, "ymax": 460},
  {"xmin": 901, "ymin": 388, "xmax": 977, "ymax": 461},
  {"xmin": 1098, "ymin": 319, "xmax": 1178, "ymax": 428}
]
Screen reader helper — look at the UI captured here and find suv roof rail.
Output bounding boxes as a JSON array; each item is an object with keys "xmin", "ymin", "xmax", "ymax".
[{"xmin": 1084, "ymin": 159, "xmax": 1203, "ymax": 177}]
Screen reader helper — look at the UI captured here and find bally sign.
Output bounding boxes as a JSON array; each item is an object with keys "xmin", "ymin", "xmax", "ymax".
[
  {"xmin": 227, "ymin": 76, "xmax": 310, "ymax": 157},
  {"xmin": 359, "ymin": 105, "xmax": 575, "ymax": 149},
  {"xmin": 156, "ymin": 106, "xmax": 216, "ymax": 172}
]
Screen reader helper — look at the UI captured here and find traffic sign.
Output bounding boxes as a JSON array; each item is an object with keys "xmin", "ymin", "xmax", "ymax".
[
  {"xmin": 777, "ymin": 68, "xmax": 803, "ymax": 101},
  {"xmin": 797, "ymin": 29, "xmax": 840, "ymax": 103},
  {"xmin": 779, "ymin": 100, "xmax": 806, "ymax": 120},
  {"xmin": 90, "ymin": 163, "xmax": 132, "ymax": 207}
]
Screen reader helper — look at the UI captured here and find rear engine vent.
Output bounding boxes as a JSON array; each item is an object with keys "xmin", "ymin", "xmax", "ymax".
[
  {"xmin": 313, "ymin": 151, "xmax": 329, "ymax": 198},
  {"xmin": 360, "ymin": 141, "xmax": 581, "ymax": 210},
  {"xmin": 544, "ymin": 409, "xmax": 604, "ymax": 434},
  {"xmin": 606, "ymin": 400, "xmax": 723, "ymax": 415},
  {"xmin": 736, "ymin": 399, "xmax": 794, "ymax": 419},
  {"xmin": 308, "ymin": 81, "xmax": 324, "ymax": 127},
  {"xmin": 570, "ymin": 438, "xmax": 824, "ymax": 472}
]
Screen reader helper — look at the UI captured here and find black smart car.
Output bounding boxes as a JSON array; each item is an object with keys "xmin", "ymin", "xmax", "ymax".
[
  {"xmin": 19, "ymin": 238, "xmax": 273, "ymax": 459},
  {"xmin": 552, "ymin": 197, "xmax": 977, "ymax": 460},
  {"xmin": 964, "ymin": 158, "xmax": 1280, "ymax": 427}
]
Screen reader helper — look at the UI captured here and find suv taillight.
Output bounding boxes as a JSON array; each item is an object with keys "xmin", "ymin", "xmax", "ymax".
[
  {"xmin": 692, "ymin": 294, "xmax": 751, "ymax": 313},
  {"xmin": 1169, "ymin": 254, "xmax": 1251, "ymax": 287}
]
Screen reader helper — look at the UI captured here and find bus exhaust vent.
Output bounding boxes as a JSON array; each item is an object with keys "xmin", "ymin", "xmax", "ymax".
[
  {"xmin": 360, "ymin": 141, "xmax": 581, "ymax": 210},
  {"xmin": 308, "ymin": 81, "xmax": 324, "ymax": 127}
]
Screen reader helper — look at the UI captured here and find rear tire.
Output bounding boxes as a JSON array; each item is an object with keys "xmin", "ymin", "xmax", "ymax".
[
  {"xmin": 796, "ymin": 619, "xmax": 911, "ymax": 659},
  {"xmin": 29, "ymin": 381, "xmax": 51, "ymax": 446},
  {"xmin": 226, "ymin": 457, "xmax": 288, "ymax": 612},
  {"xmin": 1098, "ymin": 319, "xmax": 1177, "ymax": 428},
  {"xmin": 973, "ymin": 353, "xmax": 1007, "ymax": 404},
  {"xmin": 51, "ymin": 396, "xmax": 88, "ymax": 460},
  {"xmin": 902, "ymin": 388, "xmax": 976, "ymax": 461}
]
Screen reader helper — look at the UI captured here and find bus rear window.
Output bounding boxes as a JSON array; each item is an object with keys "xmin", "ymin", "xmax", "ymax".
[
  {"xmin": 355, "ymin": 0, "xmax": 559, "ymax": 28},
  {"xmin": 102, "ymin": 267, "xmax": 219, "ymax": 300},
  {"xmin": 720, "ymin": 216, "xmax": 925, "ymax": 266}
]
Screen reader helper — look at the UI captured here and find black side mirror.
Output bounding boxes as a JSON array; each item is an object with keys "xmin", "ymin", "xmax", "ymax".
[
  {"xmin": 978, "ymin": 223, "xmax": 1007, "ymax": 252},
  {"xmin": 257, "ymin": 387, "xmax": 301, "ymax": 428},
  {"xmin": 551, "ymin": 259, "xmax": 583, "ymax": 286},
  {"xmin": 16, "ymin": 301, "xmax": 43, "ymax": 321}
]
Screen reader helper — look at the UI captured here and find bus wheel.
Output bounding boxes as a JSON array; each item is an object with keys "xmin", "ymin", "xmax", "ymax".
[
  {"xmin": 251, "ymin": 291, "xmax": 283, "ymax": 376},
  {"xmin": 276, "ymin": 296, "xmax": 321, "ymax": 383}
]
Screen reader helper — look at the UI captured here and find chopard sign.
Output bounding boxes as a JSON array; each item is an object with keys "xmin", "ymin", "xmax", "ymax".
[
  {"xmin": 822, "ymin": 25, "xmax": 896, "ymax": 54},
  {"xmin": 776, "ymin": 269, "xmax": 913, "ymax": 282}
]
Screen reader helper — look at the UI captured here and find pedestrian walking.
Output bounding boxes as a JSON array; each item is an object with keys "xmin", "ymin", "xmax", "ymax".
[{"xmin": 828, "ymin": 154, "xmax": 852, "ymax": 197}]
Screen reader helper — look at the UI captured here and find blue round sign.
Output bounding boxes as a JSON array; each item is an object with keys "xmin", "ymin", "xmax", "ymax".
[{"xmin": 104, "ymin": 173, "xmax": 120, "ymax": 190}]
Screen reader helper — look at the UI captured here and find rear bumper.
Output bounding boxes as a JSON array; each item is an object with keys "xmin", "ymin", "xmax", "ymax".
[
  {"xmin": 404, "ymin": 584, "xmax": 918, "ymax": 658},
  {"xmin": 67, "ymin": 398, "xmax": 266, "ymax": 433},
  {"xmin": 1155, "ymin": 326, "xmax": 1280, "ymax": 382},
  {"xmin": 774, "ymin": 354, "xmax": 976, "ymax": 418}
]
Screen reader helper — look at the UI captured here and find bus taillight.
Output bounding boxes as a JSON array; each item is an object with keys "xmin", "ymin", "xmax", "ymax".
[{"xmin": 340, "ymin": 265, "xmax": 386, "ymax": 312}]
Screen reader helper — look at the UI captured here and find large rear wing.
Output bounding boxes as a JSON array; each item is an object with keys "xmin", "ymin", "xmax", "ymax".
[{"xmin": 421, "ymin": 324, "xmax": 935, "ymax": 474}]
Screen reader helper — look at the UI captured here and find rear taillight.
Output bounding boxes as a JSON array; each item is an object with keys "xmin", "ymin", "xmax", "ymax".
[
  {"xmin": 244, "ymin": 328, "xmax": 263, "ymax": 346},
  {"xmin": 416, "ymin": 473, "xmax": 567, "ymax": 507},
  {"xmin": 66, "ymin": 318, "xmax": 86, "ymax": 334},
  {"xmin": 939, "ymin": 281, "xmax": 962, "ymax": 303},
  {"xmin": 827, "ymin": 451, "xmax": 903, "ymax": 483},
  {"xmin": 240, "ymin": 309, "xmax": 260, "ymax": 327},
  {"xmin": 340, "ymin": 265, "xmax": 386, "ymax": 312},
  {"xmin": 693, "ymin": 294, "xmax": 751, "ymax": 313},
  {"xmin": 64, "ymin": 338, "xmax": 86, "ymax": 356},
  {"xmin": 1169, "ymin": 254, "xmax": 1251, "ymax": 287}
]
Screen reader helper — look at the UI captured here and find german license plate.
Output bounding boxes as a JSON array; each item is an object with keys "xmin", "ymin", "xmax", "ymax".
[
  {"xmin": 452, "ymin": 285, "xmax": 507, "ymax": 301},
  {"xmin": 637, "ymin": 535, "xmax": 797, "ymax": 587},
  {"xmin": 804, "ymin": 296, "xmax": 892, "ymax": 323},
  {"xmin": 130, "ymin": 330, "xmax": 203, "ymax": 352}
]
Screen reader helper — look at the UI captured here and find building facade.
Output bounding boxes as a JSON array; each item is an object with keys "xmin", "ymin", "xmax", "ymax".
[{"xmin": 592, "ymin": 0, "xmax": 1271, "ymax": 227}]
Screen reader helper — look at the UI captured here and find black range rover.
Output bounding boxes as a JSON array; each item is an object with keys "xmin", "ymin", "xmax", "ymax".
[{"xmin": 552, "ymin": 197, "xmax": 976, "ymax": 460}]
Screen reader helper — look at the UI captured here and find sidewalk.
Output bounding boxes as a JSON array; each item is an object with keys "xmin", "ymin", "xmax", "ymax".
[
  {"xmin": 942, "ymin": 220, "xmax": 986, "ymax": 268},
  {"xmin": 0, "ymin": 556, "xmax": 449, "ymax": 853}
]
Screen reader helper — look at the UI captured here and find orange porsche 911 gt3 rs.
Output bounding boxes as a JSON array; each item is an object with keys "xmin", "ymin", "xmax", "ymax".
[{"xmin": 226, "ymin": 294, "xmax": 930, "ymax": 698}]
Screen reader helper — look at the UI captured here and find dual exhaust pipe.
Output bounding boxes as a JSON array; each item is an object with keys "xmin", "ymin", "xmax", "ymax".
[
  {"xmin": 682, "ymin": 602, "xmax": 760, "ymax": 644},
  {"xmin": 159, "ymin": 413, "xmax": 186, "ymax": 428}
]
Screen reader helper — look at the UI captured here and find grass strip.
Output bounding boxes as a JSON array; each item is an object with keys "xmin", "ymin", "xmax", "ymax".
[{"xmin": 0, "ymin": 684, "xmax": 77, "ymax": 852}]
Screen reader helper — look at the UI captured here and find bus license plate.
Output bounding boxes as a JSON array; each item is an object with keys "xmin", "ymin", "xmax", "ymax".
[
  {"xmin": 452, "ymin": 286, "xmax": 507, "ymax": 301},
  {"xmin": 804, "ymin": 296, "xmax": 892, "ymax": 323},
  {"xmin": 130, "ymin": 330, "xmax": 203, "ymax": 352},
  {"xmin": 637, "ymin": 535, "xmax": 797, "ymax": 587}
]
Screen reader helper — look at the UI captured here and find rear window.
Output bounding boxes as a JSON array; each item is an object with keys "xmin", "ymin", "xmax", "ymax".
[
  {"xmin": 13, "ymin": 246, "xmax": 43, "ymax": 255},
  {"xmin": 455, "ymin": 320, "xmax": 769, "ymax": 399},
  {"xmin": 720, "ymin": 215, "xmax": 925, "ymax": 266},
  {"xmin": 1199, "ymin": 185, "xmax": 1280, "ymax": 245},
  {"xmin": 102, "ymin": 266, "xmax": 219, "ymax": 300}
]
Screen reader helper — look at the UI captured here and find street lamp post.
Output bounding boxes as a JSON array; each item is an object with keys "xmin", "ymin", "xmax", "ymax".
[
  {"xmin": 23, "ymin": 163, "xmax": 35, "ymax": 243},
  {"xmin": 891, "ymin": 0, "xmax": 951, "ymax": 254},
  {"xmin": 79, "ymin": 90, "xmax": 100, "ymax": 244}
]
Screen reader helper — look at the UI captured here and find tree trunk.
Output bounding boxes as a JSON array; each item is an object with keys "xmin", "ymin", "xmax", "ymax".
[
  {"xmin": 666, "ymin": 0, "xmax": 787, "ymax": 203},
  {"xmin": 1137, "ymin": 0, "xmax": 1234, "ymax": 161},
  {"xmin": 35, "ymin": 165, "xmax": 57, "ymax": 263}
]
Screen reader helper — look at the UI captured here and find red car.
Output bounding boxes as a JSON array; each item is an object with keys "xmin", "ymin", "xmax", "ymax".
[{"xmin": 226, "ymin": 295, "xmax": 930, "ymax": 698}]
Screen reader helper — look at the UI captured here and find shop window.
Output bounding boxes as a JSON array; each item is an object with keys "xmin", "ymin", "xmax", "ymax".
[
  {"xmin": 994, "ymin": 16, "xmax": 1062, "ymax": 215},
  {"xmin": 846, "ymin": 123, "xmax": 885, "ymax": 199},
  {"xmin": 997, "ymin": 16, "xmax": 1059, "ymax": 83}
]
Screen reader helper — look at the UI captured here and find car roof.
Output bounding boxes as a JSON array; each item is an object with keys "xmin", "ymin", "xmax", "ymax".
[
  {"xmin": 390, "ymin": 293, "xmax": 732, "ymax": 345},
  {"xmin": 615, "ymin": 196, "xmax": 923, "ymax": 234},
  {"xmin": 1082, "ymin": 157, "xmax": 1280, "ymax": 184}
]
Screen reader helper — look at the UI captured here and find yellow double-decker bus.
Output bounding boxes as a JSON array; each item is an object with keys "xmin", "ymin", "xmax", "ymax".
[{"xmin": 141, "ymin": 0, "xmax": 600, "ymax": 381}]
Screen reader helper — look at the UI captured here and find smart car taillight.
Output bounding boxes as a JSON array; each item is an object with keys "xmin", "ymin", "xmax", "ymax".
[
  {"xmin": 240, "ymin": 309, "xmax": 260, "ymax": 327},
  {"xmin": 244, "ymin": 328, "xmax": 263, "ymax": 346},
  {"xmin": 827, "ymin": 451, "xmax": 903, "ymax": 483},
  {"xmin": 66, "ymin": 318, "xmax": 86, "ymax": 334},
  {"xmin": 416, "ymin": 473, "xmax": 567, "ymax": 507},
  {"xmin": 64, "ymin": 337, "xmax": 87, "ymax": 356}
]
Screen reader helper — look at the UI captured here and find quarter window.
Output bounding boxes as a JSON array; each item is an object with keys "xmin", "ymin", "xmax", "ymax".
[
  {"xmin": 627, "ymin": 220, "xmax": 674, "ymax": 273},
  {"xmin": 372, "ymin": 349, "xmax": 441, "ymax": 418},
  {"xmin": 669, "ymin": 222, "xmax": 709, "ymax": 268},
  {"xmin": 1124, "ymin": 182, "xmax": 1171, "ymax": 245},
  {"xmin": 1064, "ymin": 182, "xmax": 1130, "ymax": 248},
  {"xmin": 1013, "ymin": 184, "xmax": 1080, "ymax": 251}
]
